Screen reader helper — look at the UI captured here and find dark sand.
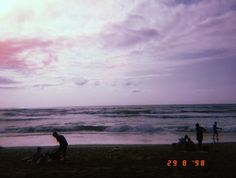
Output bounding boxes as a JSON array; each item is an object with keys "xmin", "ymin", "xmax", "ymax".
[{"xmin": 0, "ymin": 143, "xmax": 236, "ymax": 178}]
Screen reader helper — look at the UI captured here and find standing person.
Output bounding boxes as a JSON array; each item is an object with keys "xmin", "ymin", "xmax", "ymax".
[
  {"xmin": 213, "ymin": 122, "xmax": 222, "ymax": 143},
  {"xmin": 52, "ymin": 132, "xmax": 68, "ymax": 161},
  {"xmin": 195, "ymin": 123, "xmax": 205, "ymax": 148}
]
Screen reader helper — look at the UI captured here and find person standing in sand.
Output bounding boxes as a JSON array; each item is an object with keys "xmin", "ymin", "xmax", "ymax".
[
  {"xmin": 52, "ymin": 132, "xmax": 68, "ymax": 161},
  {"xmin": 195, "ymin": 123, "xmax": 205, "ymax": 148},
  {"xmin": 213, "ymin": 122, "xmax": 222, "ymax": 143}
]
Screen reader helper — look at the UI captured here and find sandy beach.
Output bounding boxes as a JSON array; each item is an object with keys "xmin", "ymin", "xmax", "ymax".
[{"xmin": 0, "ymin": 143, "xmax": 236, "ymax": 178}]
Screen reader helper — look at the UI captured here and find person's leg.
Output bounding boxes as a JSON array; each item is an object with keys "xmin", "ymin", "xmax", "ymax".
[
  {"xmin": 53, "ymin": 148, "xmax": 61, "ymax": 160},
  {"xmin": 61, "ymin": 149, "xmax": 66, "ymax": 161},
  {"xmin": 59, "ymin": 147, "xmax": 67, "ymax": 161},
  {"xmin": 197, "ymin": 139, "xmax": 201, "ymax": 148},
  {"xmin": 199, "ymin": 139, "xmax": 202, "ymax": 148},
  {"xmin": 213, "ymin": 133, "xmax": 215, "ymax": 143}
]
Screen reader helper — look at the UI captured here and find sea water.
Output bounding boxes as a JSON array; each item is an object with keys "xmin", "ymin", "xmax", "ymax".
[{"xmin": 0, "ymin": 104, "xmax": 235, "ymax": 147}]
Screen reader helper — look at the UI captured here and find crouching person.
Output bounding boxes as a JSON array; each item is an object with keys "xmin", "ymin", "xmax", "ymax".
[{"xmin": 52, "ymin": 132, "xmax": 68, "ymax": 161}]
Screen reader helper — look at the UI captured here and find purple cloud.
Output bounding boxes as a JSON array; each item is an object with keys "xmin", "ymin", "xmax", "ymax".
[
  {"xmin": 0, "ymin": 76, "xmax": 18, "ymax": 84},
  {"xmin": 94, "ymin": 81, "xmax": 100, "ymax": 86},
  {"xmin": 168, "ymin": 0, "xmax": 202, "ymax": 6},
  {"xmin": 74, "ymin": 79, "xmax": 88, "ymax": 86},
  {"xmin": 0, "ymin": 86, "xmax": 19, "ymax": 90},
  {"xmin": 231, "ymin": 2, "xmax": 236, "ymax": 10},
  {"xmin": 33, "ymin": 84, "xmax": 57, "ymax": 88},
  {"xmin": 101, "ymin": 25, "xmax": 159, "ymax": 48},
  {"xmin": 132, "ymin": 89, "xmax": 140, "ymax": 93}
]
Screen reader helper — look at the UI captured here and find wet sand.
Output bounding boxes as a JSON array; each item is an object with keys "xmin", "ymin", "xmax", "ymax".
[{"xmin": 0, "ymin": 143, "xmax": 236, "ymax": 178}]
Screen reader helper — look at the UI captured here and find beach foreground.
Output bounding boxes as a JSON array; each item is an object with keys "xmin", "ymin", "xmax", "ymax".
[{"xmin": 0, "ymin": 143, "xmax": 236, "ymax": 178}]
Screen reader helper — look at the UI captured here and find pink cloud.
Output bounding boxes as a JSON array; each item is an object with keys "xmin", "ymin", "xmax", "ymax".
[{"xmin": 0, "ymin": 38, "xmax": 54, "ymax": 70}]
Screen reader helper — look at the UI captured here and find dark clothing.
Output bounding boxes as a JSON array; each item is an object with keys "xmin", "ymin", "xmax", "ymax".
[
  {"xmin": 213, "ymin": 123, "xmax": 221, "ymax": 134},
  {"xmin": 32, "ymin": 152, "xmax": 44, "ymax": 161},
  {"xmin": 196, "ymin": 127, "xmax": 204, "ymax": 141},
  {"xmin": 22, "ymin": 149, "xmax": 44, "ymax": 163},
  {"xmin": 185, "ymin": 139, "xmax": 196, "ymax": 151},
  {"xmin": 213, "ymin": 123, "xmax": 221, "ymax": 143},
  {"xmin": 56, "ymin": 135, "xmax": 68, "ymax": 149},
  {"xmin": 51, "ymin": 132, "xmax": 68, "ymax": 161},
  {"xmin": 196, "ymin": 126, "xmax": 205, "ymax": 147},
  {"xmin": 54, "ymin": 134, "xmax": 68, "ymax": 161}
]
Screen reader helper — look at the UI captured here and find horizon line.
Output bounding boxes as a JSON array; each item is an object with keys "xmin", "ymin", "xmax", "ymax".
[{"xmin": 1, "ymin": 102, "xmax": 236, "ymax": 110}]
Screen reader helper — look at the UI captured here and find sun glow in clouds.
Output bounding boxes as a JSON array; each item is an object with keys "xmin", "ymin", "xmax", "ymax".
[{"xmin": 0, "ymin": 0, "xmax": 236, "ymax": 107}]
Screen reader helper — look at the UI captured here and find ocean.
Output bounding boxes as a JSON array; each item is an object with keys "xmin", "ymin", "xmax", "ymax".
[{"xmin": 0, "ymin": 104, "xmax": 236, "ymax": 147}]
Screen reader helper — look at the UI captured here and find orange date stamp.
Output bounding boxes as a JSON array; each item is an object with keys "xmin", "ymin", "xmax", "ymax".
[{"xmin": 167, "ymin": 159, "xmax": 205, "ymax": 167}]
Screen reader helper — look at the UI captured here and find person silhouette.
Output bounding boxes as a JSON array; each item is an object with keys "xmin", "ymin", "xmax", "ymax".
[
  {"xmin": 178, "ymin": 135, "xmax": 188, "ymax": 145},
  {"xmin": 213, "ymin": 122, "xmax": 222, "ymax": 143},
  {"xmin": 195, "ymin": 123, "xmax": 205, "ymax": 148},
  {"xmin": 22, "ymin": 147, "xmax": 44, "ymax": 164},
  {"xmin": 52, "ymin": 132, "xmax": 68, "ymax": 161},
  {"xmin": 185, "ymin": 136, "xmax": 196, "ymax": 151}
]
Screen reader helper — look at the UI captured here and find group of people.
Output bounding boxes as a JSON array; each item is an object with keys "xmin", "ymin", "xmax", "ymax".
[
  {"xmin": 176, "ymin": 121, "xmax": 222, "ymax": 151},
  {"xmin": 23, "ymin": 121, "xmax": 222, "ymax": 163},
  {"xmin": 22, "ymin": 132, "xmax": 68, "ymax": 164},
  {"xmin": 195, "ymin": 121, "xmax": 222, "ymax": 147},
  {"xmin": 178, "ymin": 134, "xmax": 196, "ymax": 151}
]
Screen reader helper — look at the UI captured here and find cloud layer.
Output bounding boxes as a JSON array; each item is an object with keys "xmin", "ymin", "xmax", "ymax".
[{"xmin": 0, "ymin": 0, "xmax": 236, "ymax": 107}]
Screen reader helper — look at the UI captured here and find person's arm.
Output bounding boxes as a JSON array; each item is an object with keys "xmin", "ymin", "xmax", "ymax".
[{"xmin": 203, "ymin": 127, "xmax": 206, "ymax": 132}]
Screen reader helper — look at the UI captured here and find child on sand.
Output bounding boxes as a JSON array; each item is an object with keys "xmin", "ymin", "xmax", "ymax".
[
  {"xmin": 185, "ymin": 136, "xmax": 196, "ymax": 151},
  {"xmin": 22, "ymin": 147, "xmax": 44, "ymax": 164}
]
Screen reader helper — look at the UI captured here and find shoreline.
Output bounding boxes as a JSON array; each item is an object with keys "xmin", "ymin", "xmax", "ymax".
[
  {"xmin": 1, "ymin": 141, "xmax": 236, "ymax": 149},
  {"xmin": 1, "ymin": 131, "xmax": 235, "ymax": 147}
]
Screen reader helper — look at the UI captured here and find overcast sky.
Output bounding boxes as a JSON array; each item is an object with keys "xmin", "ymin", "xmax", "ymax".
[{"xmin": 0, "ymin": 0, "xmax": 236, "ymax": 108}]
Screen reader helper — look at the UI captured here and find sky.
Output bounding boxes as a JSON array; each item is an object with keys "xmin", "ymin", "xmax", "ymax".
[{"xmin": 0, "ymin": 0, "xmax": 236, "ymax": 108}]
